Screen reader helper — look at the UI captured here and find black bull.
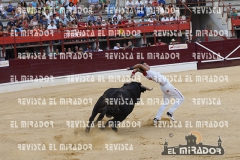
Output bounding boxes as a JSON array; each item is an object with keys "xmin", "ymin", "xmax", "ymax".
[{"xmin": 85, "ymin": 82, "xmax": 152, "ymax": 132}]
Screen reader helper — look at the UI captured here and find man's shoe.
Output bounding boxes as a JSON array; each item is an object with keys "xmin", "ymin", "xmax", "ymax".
[
  {"xmin": 167, "ymin": 112, "xmax": 175, "ymax": 121},
  {"xmin": 153, "ymin": 118, "xmax": 159, "ymax": 125}
]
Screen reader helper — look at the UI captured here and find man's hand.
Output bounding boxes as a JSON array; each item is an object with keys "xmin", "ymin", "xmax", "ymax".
[
  {"xmin": 130, "ymin": 73, "xmax": 135, "ymax": 78},
  {"xmin": 126, "ymin": 67, "xmax": 130, "ymax": 70}
]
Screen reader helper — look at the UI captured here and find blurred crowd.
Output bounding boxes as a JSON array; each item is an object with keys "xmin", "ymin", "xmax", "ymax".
[{"xmin": 0, "ymin": 0, "xmax": 190, "ymax": 37}]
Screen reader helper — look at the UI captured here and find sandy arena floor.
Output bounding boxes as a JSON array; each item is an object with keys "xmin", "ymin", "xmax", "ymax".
[{"xmin": 0, "ymin": 66, "xmax": 240, "ymax": 160}]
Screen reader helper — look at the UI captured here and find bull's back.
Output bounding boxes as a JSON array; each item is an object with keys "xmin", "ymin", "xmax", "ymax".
[{"xmin": 102, "ymin": 88, "xmax": 121, "ymax": 97}]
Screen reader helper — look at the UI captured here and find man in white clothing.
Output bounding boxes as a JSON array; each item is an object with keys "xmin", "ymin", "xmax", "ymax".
[
  {"xmin": 47, "ymin": 21, "xmax": 57, "ymax": 29},
  {"xmin": 113, "ymin": 43, "xmax": 123, "ymax": 50},
  {"xmin": 127, "ymin": 61, "xmax": 184, "ymax": 122}
]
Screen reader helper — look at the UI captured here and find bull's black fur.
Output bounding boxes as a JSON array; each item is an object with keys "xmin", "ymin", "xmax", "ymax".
[{"xmin": 85, "ymin": 82, "xmax": 146, "ymax": 132}]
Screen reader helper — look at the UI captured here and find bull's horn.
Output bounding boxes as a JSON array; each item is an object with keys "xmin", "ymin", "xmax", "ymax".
[{"xmin": 141, "ymin": 85, "xmax": 153, "ymax": 91}]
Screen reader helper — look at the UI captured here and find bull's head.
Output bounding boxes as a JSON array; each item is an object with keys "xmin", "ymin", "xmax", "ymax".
[
  {"xmin": 123, "ymin": 82, "xmax": 153, "ymax": 92},
  {"xmin": 102, "ymin": 82, "xmax": 152, "ymax": 118}
]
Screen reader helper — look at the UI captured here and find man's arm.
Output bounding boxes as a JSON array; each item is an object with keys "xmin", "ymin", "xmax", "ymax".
[
  {"xmin": 130, "ymin": 68, "xmax": 139, "ymax": 78},
  {"xmin": 127, "ymin": 64, "xmax": 148, "ymax": 71}
]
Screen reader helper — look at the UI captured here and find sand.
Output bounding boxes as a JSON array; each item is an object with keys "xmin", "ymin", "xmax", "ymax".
[{"xmin": 0, "ymin": 66, "xmax": 240, "ymax": 160}]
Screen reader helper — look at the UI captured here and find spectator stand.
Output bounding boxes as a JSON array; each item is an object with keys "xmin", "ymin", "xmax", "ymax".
[
  {"xmin": 218, "ymin": 0, "xmax": 240, "ymax": 36},
  {"xmin": 0, "ymin": 0, "xmax": 193, "ymax": 59}
]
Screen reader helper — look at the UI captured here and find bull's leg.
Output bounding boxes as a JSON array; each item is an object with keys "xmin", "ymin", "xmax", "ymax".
[
  {"xmin": 85, "ymin": 96, "xmax": 105, "ymax": 133},
  {"xmin": 104, "ymin": 119, "xmax": 111, "ymax": 128},
  {"xmin": 94, "ymin": 112, "xmax": 105, "ymax": 125},
  {"xmin": 106, "ymin": 115, "xmax": 127, "ymax": 132},
  {"xmin": 85, "ymin": 111, "xmax": 98, "ymax": 133}
]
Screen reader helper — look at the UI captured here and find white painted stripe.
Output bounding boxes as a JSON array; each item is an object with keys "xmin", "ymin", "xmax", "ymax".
[
  {"xmin": 0, "ymin": 62, "xmax": 198, "ymax": 93},
  {"xmin": 201, "ymin": 59, "xmax": 224, "ymax": 63},
  {"xmin": 224, "ymin": 45, "xmax": 240, "ymax": 59},
  {"xmin": 226, "ymin": 57, "xmax": 240, "ymax": 60},
  {"xmin": 195, "ymin": 42, "xmax": 225, "ymax": 59}
]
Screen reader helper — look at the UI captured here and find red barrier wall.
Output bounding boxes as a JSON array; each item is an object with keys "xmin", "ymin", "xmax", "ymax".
[
  {"xmin": 1, "ymin": 40, "xmax": 240, "ymax": 84},
  {"xmin": 0, "ymin": 44, "xmax": 196, "ymax": 84},
  {"xmin": 197, "ymin": 39, "xmax": 240, "ymax": 69}
]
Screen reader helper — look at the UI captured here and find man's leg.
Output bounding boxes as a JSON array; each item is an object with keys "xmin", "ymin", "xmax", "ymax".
[
  {"xmin": 97, "ymin": 4, "xmax": 101, "ymax": 12},
  {"xmin": 107, "ymin": 4, "xmax": 111, "ymax": 18},
  {"xmin": 154, "ymin": 92, "xmax": 171, "ymax": 120},
  {"xmin": 167, "ymin": 87, "xmax": 184, "ymax": 120},
  {"xmin": 112, "ymin": 4, "xmax": 116, "ymax": 15}
]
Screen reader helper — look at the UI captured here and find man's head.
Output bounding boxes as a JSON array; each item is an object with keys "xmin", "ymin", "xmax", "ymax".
[
  {"xmin": 157, "ymin": 39, "xmax": 161, "ymax": 43},
  {"xmin": 75, "ymin": 46, "xmax": 78, "ymax": 51},
  {"xmin": 139, "ymin": 61, "xmax": 150, "ymax": 71},
  {"xmin": 116, "ymin": 43, "xmax": 120, "ymax": 47},
  {"xmin": 42, "ymin": 15, "xmax": 47, "ymax": 20},
  {"xmin": 50, "ymin": 21, "xmax": 54, "ymax": 25}
]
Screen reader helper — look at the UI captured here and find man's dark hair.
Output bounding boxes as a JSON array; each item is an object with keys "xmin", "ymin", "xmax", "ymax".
[{"xmin": 138, "ymin": 61, "xmax": 145, "ymax": 71}]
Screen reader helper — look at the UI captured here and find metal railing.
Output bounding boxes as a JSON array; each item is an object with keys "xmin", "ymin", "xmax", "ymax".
[
  {"xmin": 218, "ymin": 0, "xmax": 229, "ymax": 22},
  {"xmin": 0, "ymin": 20, "xmax": 191, "ymax": 59}
]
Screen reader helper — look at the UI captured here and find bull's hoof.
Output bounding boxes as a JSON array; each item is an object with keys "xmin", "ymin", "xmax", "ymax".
[
  {"xmin": 85, "ymin": 128, "xmax": 90, "ymax": 133},
  {"xmin": 112, "ymin": 128, "xmax": 118, "ymax": 132}
]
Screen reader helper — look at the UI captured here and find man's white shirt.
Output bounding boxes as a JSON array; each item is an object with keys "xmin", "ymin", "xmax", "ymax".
[
  {"xmin": 135, "ymin": 1, "xmax": 143, "ymax": 7},
  {"xmin": 47, "ymin": 25, "xmax": 57, "ymax": 29},
  {"xmin": 161, "ymin": 17, "xmax": 169, "ymax": 22},
  {"xmin": 113, "ymin": 46, "xmax": 122, "ymax": 50},
  {"xmin": 46, "ymin": 0, "xmax": 55, "ymax": 7},
  {"xmin": 112, "ymin": 14, "xmax": 122, "ymax": 21},
  {"xmin": 126, "ymin": 1, "xmax": 134, "ymax": 7},
  {"xmin": 170, "ymin": 16, "xmax": 178, "ymax": 21},
  {"xmin": 144, "ymin": 0, "xmax": 152, "ymax": 5}
]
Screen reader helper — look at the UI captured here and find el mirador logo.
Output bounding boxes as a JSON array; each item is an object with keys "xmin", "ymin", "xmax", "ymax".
[{"xmin": 162, "ymin": 131, "xmax": 224, "ymax": 155}]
